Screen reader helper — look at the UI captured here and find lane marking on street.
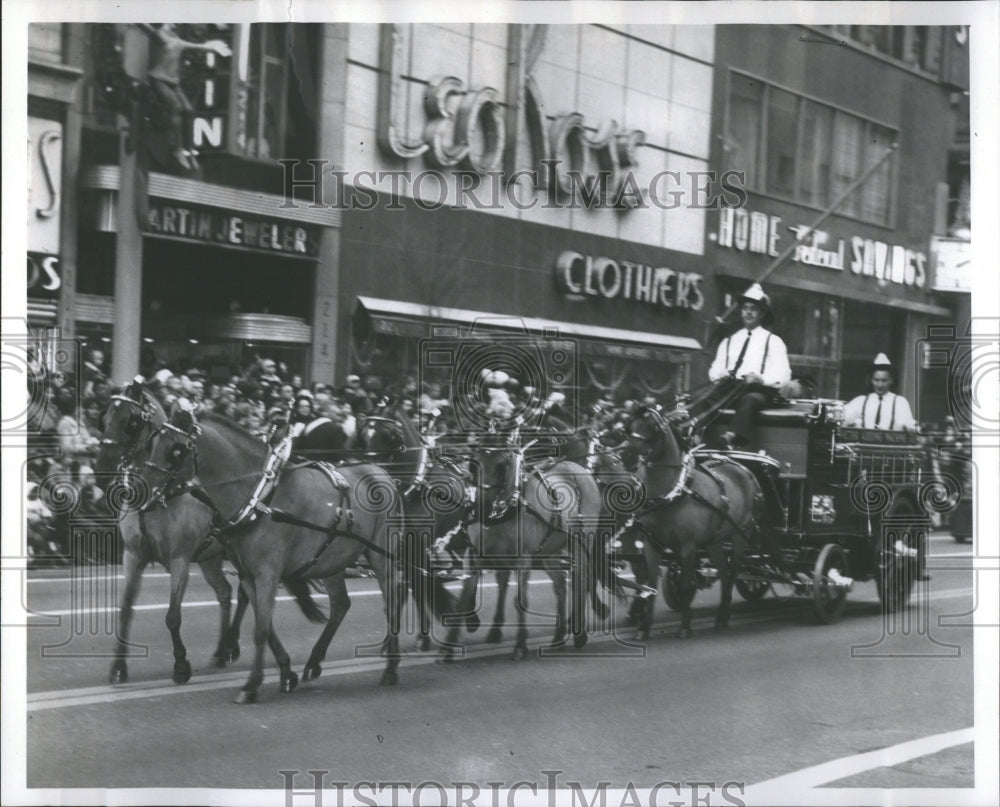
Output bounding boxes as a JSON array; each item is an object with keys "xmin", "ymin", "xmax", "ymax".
[
  {"xmin": 25, "ymin": 587, "xmax": 976, "ymax": 712},
  {"xmin": 23, "ymin": 578, "xmax": 553, "ymax": 618},
  {"xmin": 26, "ymin": 572, "xmax": 173, "ymax": 585},
  {"xmin": 21, "ymin": 579, "xmax": 976, "ymax": 621},
  {"xmin": 23, "ymin": 582, "xmax": 976, "ymax": 619},
  {"xmin": 19, "ymin": 530, "xmax": 965, "ymax": 583},
  {"xmin": 748, "ymin": 727, "xmax": 975, "ymax": 792}
]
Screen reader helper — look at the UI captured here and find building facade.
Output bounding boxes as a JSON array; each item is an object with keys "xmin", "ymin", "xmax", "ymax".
[
  {"xmin": 324, "ymin": 23, "xmax": 723, "ymax": 405},
  {"xmin": 30, "ymin": 22, "xmax": 971, "ymax": 423},
  {"xmin": 705, "ymin": 24, "xmax": 971, "ymax": 423}
]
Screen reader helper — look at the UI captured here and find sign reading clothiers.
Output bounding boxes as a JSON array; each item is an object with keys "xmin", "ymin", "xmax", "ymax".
[
  {"xmin": 145, "ymin": 200, "xmax": 320, "ymax": 257},
  {"xmin": 555, "ymin": 251, "xmax": 704, "ymax": 310}
]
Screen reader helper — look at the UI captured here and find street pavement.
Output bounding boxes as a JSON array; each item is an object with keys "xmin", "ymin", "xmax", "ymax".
[{"xmin": 12, "ymin": 531, "xmax": 984, "ymax": 799}]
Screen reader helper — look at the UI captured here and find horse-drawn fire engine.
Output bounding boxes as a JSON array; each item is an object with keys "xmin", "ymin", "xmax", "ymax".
[{"xmin": 615, "ymin": 393, "xmax": 932, "ymax": 626}]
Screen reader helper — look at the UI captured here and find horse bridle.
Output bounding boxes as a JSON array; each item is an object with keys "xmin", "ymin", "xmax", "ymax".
[
  {"xmin": 628, "ymin": 407, "xmax": 668, "ymax": 461},
  {"xmin": 101, "ymin": 392, "xmax": 166, "ymax": 486},
  {"xmin": 140, "ymin": 415, "xmax": 204, "ymax": 510},
  {"xmin": 360, "ymin": 415, "xmax": 406, "ymax": 458}
]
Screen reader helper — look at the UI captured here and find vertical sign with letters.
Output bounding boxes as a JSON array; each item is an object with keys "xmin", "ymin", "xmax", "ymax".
[{"xmin": 28, "ymin": 116, "xmax": 63, "ymax": 302}]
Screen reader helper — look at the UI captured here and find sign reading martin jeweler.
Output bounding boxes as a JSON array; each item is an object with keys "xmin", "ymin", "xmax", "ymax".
[{"xmin": 145, "ymin": 201, "xmax": 321, "ymax": 258}]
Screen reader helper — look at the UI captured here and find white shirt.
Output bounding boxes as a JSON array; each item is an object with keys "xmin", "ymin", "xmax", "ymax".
[
  {"xmin": 844, "ymin": 392, "xmax": 915, "ymax": 431},
  {"xmin": 708, "ymin": 327, "xmax": 792, "ymax": 388}
]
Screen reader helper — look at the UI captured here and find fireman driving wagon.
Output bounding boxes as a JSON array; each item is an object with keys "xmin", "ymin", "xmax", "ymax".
[{"xmin": 617, "ymin": 390, "xmax": 930, "ymax": 628}]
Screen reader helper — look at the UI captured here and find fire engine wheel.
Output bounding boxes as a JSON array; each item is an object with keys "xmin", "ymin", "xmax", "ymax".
[
  {"xmin": 661, "ymin": 564, "xmax": 695, "ymax": 612},
  {"xmin": 735, "ymin": 578, "xmax": 770, "ymax": 601},
  {"xmin": 812, "ymin": 543, "xmax": 850, "ymax": 624},
  {"xmin": 876, "ymin": 498, "xmax": 919, "ymax": 612}
]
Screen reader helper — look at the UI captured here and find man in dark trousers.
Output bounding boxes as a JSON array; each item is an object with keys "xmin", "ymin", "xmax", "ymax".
[{"xmin": 707, "ymin": 283, "xmax": 792, "ymax": 449}]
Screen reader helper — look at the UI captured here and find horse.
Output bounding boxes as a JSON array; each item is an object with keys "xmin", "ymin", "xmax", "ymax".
[
  {"xmin": 95, "ymin": 380, "xmax": 248, "ymax": 684},
  {"xmin": 146, "ymin": 407, "xmax": 407, "ymax": 702},
  {"xmin": 528, "ymin": 407, "xmax": 653, "ymax": 622},
  {"xmin": 442, "ymin": 427, "xmax": 606, "ymax": 659},
  {"xmin": 623, "ymin": 404, "xmax": 763, "ymax": 639},
  {"xmin": 356, "ymin": 404, "xmax": 479, "ymax": 651}
]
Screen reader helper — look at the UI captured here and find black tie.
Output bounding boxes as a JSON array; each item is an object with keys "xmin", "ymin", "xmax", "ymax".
[
  {"xmin": 732, "ymin": 330, "xmax": 752, "ymax": 375},
  {"xmin": 874, "ymin": 395, "xmax": 883, "ymax": 428}
]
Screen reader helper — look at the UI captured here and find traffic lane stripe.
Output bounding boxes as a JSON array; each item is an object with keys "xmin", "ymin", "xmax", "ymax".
[
  {"xmin": 23, "ymin": 578, "xmax": 548, "ymax": 618},
  {"xmin": 748, "ymin": 727, "xmax": 975, "ymax": 793},
  {"xmin": 24, "ymin": 580, "xmax": 976, "ymax": 619},
  {"xmin": 18, "ymin": 530, "xmax": 971, "ymax": 585},
  {"xmin": 26, "ymin": 587, "xmax": 974, "ymax": 711}
]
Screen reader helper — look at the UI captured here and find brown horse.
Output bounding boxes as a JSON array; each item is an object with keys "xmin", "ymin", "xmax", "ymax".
[
  {"xmin": 147, "ymin": 408, "xmax": 406, "ymax": 702},
  {"xmin": 624, "ymin": 405, "xmax": 762, "ymax": 638},
  {"xmin": 444, "ymin": 430, "xmax": 606, "ymax": 659},
  {"xmin": 356, "ymin": 404, "xmax": 479, "ymax": 650},
  {"xmin": 95, "ymin": 381, "xmax": 249, "ymax": 684}
]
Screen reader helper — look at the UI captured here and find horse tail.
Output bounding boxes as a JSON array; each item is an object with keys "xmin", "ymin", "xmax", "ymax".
[{"xmin": 284, "ymin": 578, "xmax": 328, "ymax": 624}]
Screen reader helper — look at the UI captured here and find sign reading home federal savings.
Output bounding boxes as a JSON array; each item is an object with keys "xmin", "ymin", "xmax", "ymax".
[
  {"xmin": 145, "ymin": 201, "xmax": 320, "ymax": 258},
  {"xmin": 714, "ymin": 208, "xmax": 928, "ymax": 288}
]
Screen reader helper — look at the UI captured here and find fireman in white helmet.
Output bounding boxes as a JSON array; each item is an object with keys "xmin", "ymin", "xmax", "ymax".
[{"xmin": 843, "ymin": 353, "xmax": 916, "ymax": 431}]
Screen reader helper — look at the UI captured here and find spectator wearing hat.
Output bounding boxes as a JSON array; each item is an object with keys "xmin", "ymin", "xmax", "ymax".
[
  {"xmin": 844, "ymin": 354, "xmax": 915, "ymax": 431},
  {"xmin": 342, "ymin": 374, "xmax": 373, "ymax": 417},
  {"xmin": 82, "ymin": 348, "xmax": 107, "ymax": 398},
  {"xmin": 55, "ymin": 391, "xmax": 100, "ymax": 464},
  {"xmin": 707, "ymin": 283, "xmax": 792, "ymax": 449},
  {"xmin": 291, "ymin": 389, "xmax": 316, "ymax": 426}
]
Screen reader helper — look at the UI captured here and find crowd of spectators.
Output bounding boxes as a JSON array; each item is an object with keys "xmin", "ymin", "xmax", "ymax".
[
  {"xmin": 24, "ymin": 348, "xmax": 971, "ymax": 566},
  {"xmin": 23, "ymin": 350, "xmax": 422, "ymax": 566}
]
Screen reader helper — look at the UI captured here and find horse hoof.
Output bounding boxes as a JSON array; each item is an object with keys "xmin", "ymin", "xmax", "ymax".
[
  {"xmin": 413, "ymin": 635, "xmax": 432, "ymax": 653},
  {"xmin": 302, "ymin": 662, "xmax": 322, "ymax": 682},
  {"xmin": 211, "ymin": 653, "xmax": 228, "ymax": 669},
  {"xmin": 436, "ymin": 647, "xmax": 457, "ymax": 664},
  {"xmin": 465, "ymin": 613, "xmax": 481, "ymax": 633},
  {"xmin": 380, "ymin": 670, "xmax": 399, "ymax": 686},
  {"xmin": 226, "ymin": 645, "xmax": 241, "ymax": 664},
  {"xmin": 573, "ymin": 633, "xmax": 588, "ymax": 650},
  {"xmin": 676, "ymin": 627, "xmax": 694, "ymax": 639},
  {"xmin": 633, "ymin": 630, "xmax": 649, "ymax": 643},
  {"xmin": 172, "ymin": 660, "xmax": 192, "ymax": 685},
  {"xmin": 109, "ymin": 661, "xmax": 128, "ymax": 685},
  {"xmin": 485, "ymin": 627, "xmax": 503, "ymax": 644},
  {"xmin": 234, "ymin": 690, "xmax": 257, "ymax": 705},
  {"xmin": 512, "ymin": 645, "xmax": 529, "ymax": 661},
  {"xmin": 281, "ymin": 671, "xmax": 299, "ymax": 694}
]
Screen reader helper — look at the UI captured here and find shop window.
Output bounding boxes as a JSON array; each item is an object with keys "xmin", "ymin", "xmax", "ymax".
[
  {"xmin": 724, "ymin": 74, "xmax": 763, "ymax": 189},
  {"xmin": 830, "ymin": 112, "xmax": 864, "ymax": 218},
  {"xmin": 765, "ymin": 88, "xmax": 799, "ymax": 198},
  {"xmin": 234, "ymin": 24, "xmax": 316, "ymax": 162},
  {"xmin": 822, "ymin": 25, "xmax": 944, "ymax": 74},
  {"xmin": 859, "ymin": 123, "xmax": 894, "ymax": 225},
  {"xmin": 725, "ymin": 70, "xmax": 896, "ymax": 225},
  {"xmin": 797, "ymin": 101, "xmax": 833, "ymax": 208}
]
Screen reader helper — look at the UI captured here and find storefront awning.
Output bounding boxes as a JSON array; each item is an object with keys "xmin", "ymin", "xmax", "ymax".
[
  {"xmin": 354, "ymin": 297, "xmax": 700, "ymax": 362},
  {"xmin": 715, "ymin": 268, "xmax": 952, "ymax": 317}
]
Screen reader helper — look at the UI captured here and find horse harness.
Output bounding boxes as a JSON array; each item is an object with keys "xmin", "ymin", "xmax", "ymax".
[
  {"xmin": 614, "ymin": 443, "xmax": 759, "ymax": 549},
  {"xmin": 144, "ymin": 424, "xmax": 394, "ymax": 580},
  {"xmin": 486, "ymin": 453, "xmax": 586, "ymax": 560}
]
